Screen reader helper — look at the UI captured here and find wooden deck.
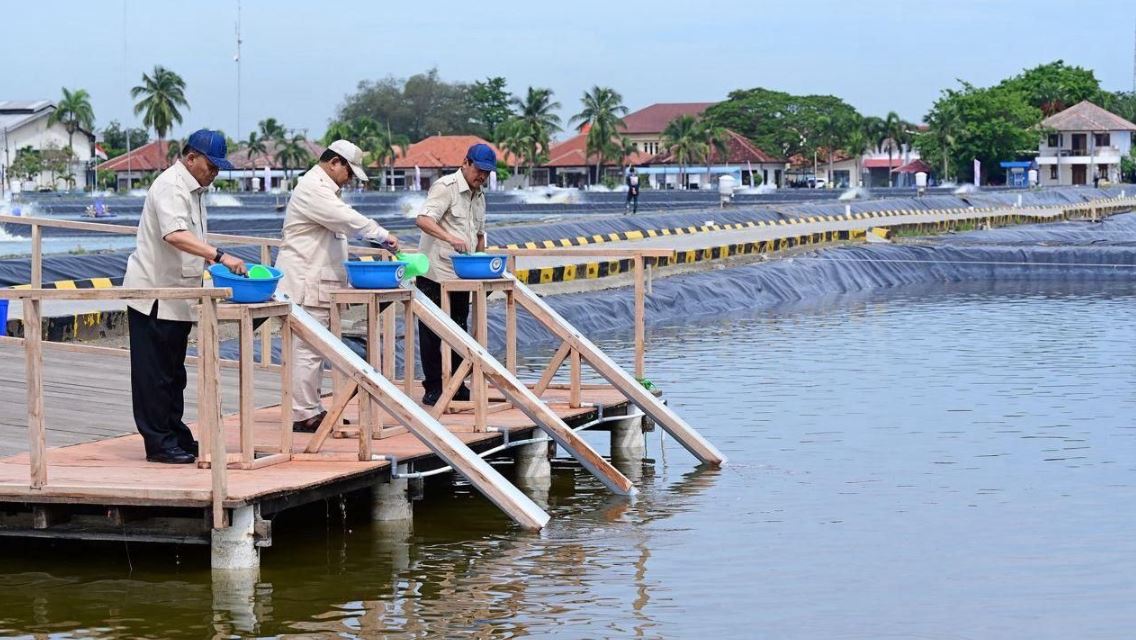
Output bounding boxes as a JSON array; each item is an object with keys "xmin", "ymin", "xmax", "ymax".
[{"xmin": 0, "ymin": 343, "xmax": 629, "ymax": 530}]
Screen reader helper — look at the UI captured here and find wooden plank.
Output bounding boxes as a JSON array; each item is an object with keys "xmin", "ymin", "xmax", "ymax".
[
  {"xmin": 285, "ymin": 303, "xmax": 549, "ymax": 530},
  {"xmin": 25, "ymin": 298, "xmax": 45, "ymax": 489},
  {"xmin": 493, "ymin": 248, "xmax": 674, "ymax": 258},
  {"xmin": 382, "ymin": 302, "xmax": 396, "ymax": 379},
  {"xmin": 505, "ymin": 290, "xmax": 517, "ymax": 374},
  {"xmin": 402, "ymin": 299, "xmax": 416, "ymax": 395},
  {"xmin": 570, "ymin": 348, "xmax": 582, "ymax": 408},
  {"xmin": 0, "ymin": 288, "xmax": 231, "ymax": 301},
  {"xmin": 280, "ymin": 316, "xmax": 293, "ymax": 455},
  {"xmin": 197, "ymin": 297, "xmax": 228, "ymax": 528},
  {"xmin": 473, "ymin": 361, "xmax": 487, "ymax": 432},
  {"xmin": 0, "ymin": 214, "xmax": 137, "ymax": 236},
  {"xmin": 533, "ymin": 342, "xmax": 571, "ymax": 397},
  {"xmin": 430, "ymin": 359, "xmax": 472, "ymax": 420},
  {"xmin": 633, "ymin": 255, "xmax": 645, "ymax": 379},
  {"xmin": 411, "ymin": 289, "xmax": 635, "ymax": 496},
  {"xmin": 363, "ymin": 302, "xmax": 380, "ymax": 461},
  {"xmin": 510, "ymin": 276, "xmax": 727, "ymax": 467},
  {"xmin": 31, "ymin": 224, "xmax": 42, "ymax": 289},
  {"xmin": 238, "ymin": 310, "xmax": 255, "ymax": 467},
  {"xmin": 304, "ymin": 383, "xmax": 358, "ymax": 454}
]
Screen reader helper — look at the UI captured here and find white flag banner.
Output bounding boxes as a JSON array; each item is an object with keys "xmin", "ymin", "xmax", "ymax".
[{"xmin": 973, "ymin": 159, "xmax": 981, "ymax": 186}]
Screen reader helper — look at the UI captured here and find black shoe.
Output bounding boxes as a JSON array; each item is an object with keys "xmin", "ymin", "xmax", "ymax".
[
  {"xmin": 454, "ymin": 385, "xmax": 471, "ymax": 402},
  {"xmin": 293, "ymin": 411, "xmax": 327, "ymax": 433},
  {"xmin": 422, "ymin": 389, "xmax": 441, "ymax": 406},
  {"xmin": 146, "ymin": 446, "xmax": 196, "ymax": 464},
  {"xmin": 179, "ymin": 441, "xmax": 199, "ymax": 457}
]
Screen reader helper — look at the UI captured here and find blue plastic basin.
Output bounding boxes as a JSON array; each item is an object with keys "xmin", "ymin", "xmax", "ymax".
[
  {"xmin": 208, "ymin": 264, "xmax": 283, "ymax": 303},
  {"xmin": 452, "ymin": 254, "xmax": 506, "ymax": 279},
  {"xmin": 344, "ymin": 260, "xmax": 406, "ymax": 289}
]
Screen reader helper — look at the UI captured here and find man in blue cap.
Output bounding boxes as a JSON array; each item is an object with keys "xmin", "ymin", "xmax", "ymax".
[
  {"xmin": 124, "ymin": 129, "xmax": 247, "ymax": 463},
  {"xmin": 414, "ymin": 142, "xmax": 495, "ymax": 405}
]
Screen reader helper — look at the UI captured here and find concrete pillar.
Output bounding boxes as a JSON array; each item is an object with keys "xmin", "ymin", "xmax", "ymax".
[
  {"xmin": 611, "ymin": 415, "xmax": 647, "ymax": 458},
  {"xmin": 513, "ymin": 439, "xmax": 551, "ymax": 480},
  {"xmin": 371, "ymin": 469, "xmax": 412, "ymax": 521},
  {"xmin": 211, "ymin": 505, "xmax": 259, "ymax": 571}
]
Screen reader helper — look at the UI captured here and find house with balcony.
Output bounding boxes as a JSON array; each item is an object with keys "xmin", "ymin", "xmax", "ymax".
[{"xmin": 1036, "ymin": 101, "xmax": 1135, "ymax": 186}]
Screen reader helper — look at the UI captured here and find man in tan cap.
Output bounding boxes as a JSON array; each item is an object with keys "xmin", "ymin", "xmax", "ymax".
[{"xmin": 275, "ymin": 139, "xmax": 398, "ymax": 432}]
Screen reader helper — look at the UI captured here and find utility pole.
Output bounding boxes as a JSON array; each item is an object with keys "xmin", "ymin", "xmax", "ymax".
[{"xmin": 234, "ymin": 0, "xmax": 242, "ymax": 190}]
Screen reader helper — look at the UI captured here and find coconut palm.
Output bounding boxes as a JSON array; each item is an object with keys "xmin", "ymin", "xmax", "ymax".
[
  {"xmin": 662, "ymin": 115, "xmax": 706, "ymax": 189},
  {"xmin": 881, "ymin": 111, "xmax": 905, "ymax": 186},
  {"xmin": 617, "ymin": 136, "xmax": 638, "ymax": 171},
  {"xmin": 321, "ymin": 120, "xmax": 355, "ymax": 146},
  {"xmin": 131, "ymin": 66, "xmax": 189, "ymax": 165},
  {"xmin": 569, "ymin": 86, "xmax": 628, "ymax": 186},
  {"xmin": 862, "ymin": 116, "xmax": 887, "ymax": 153},
  {"xmin": 244, "ymin": 131, "xmax": 267, "ymax": 167},
  {"xmin": 511, "ymin": 87, "xmax": 561, "ymax": 184},
  {"xmin": 166, "ymin": 140, "xmax": 182, "ymax": 166},
  {"xmin": 47, "ymin": 88, "xmax": 95, "ymax": 159},
  {"xmin": 696, "ymin": 121, "xmax": 730, "ymax": 187},
  {"xmin": 843, "ymin": 128, "xmax": 871, "ymax": 188},
  {"xmin": 258, "ymin": 117, "xmax": 287, "ymax": 143},
  {"xmin": 274, "ymin": 134, "xmax": 312, "ymax": 189},
  {"xmin": 360, "ymin": 123, "xmax": 406, "ymax": 191},
  {"xmin": 495, "ymin": 117, "xmax": 530, "ymax": 177}
]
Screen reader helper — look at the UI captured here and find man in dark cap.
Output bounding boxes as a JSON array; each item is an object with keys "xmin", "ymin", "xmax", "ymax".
[
  {"xmin": 414, "ymin": 143, "xmax": 495, "ymax": 406},
  {"xmin": 124, "ymin": 129, "xmax": 246, "ymax": 463}
]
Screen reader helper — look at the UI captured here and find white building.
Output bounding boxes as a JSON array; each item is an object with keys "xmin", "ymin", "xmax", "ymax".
[
  {"xmin": 0, "ymin": 100, "xmax": 97, "ymax": 194},
  {"xmin": 1036, "ymin": 101, "xmax": 1135, "ymax": 186}
]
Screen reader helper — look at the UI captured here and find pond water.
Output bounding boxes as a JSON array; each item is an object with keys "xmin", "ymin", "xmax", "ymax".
[{"xmin": 0, "ymin": 279, "xmax": 1133, "ymax": 638}]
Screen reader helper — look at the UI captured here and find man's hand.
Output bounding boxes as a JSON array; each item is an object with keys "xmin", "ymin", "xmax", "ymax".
[
  {"xmin": 449, "ymin": 235, "xmax": 470, "ymax": 254},
  {"xmin": 220, "ymin": 253, "xmax": 247, "ymax": 275},
  {"xmin": 383, "ymin": 234, "xmax": 399, "ymax": 253}
]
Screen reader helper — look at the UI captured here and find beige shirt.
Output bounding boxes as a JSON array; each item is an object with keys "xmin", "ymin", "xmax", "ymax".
[
  {"xmin": 275, "ymin": 164, "xmax": 390, "ymax": 308},
  {"xmin": 417, "ymin": 169, "xmax": 486, "ymax": 282},
  {"xmin": 123, "ymin": 162, "xmax": 208, "ymax": 321}
]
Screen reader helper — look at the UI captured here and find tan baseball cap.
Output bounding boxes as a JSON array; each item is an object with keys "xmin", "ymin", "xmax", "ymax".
[{"xmin": 327, "ymin": 139, "xmax": 370, "ymax": 181}]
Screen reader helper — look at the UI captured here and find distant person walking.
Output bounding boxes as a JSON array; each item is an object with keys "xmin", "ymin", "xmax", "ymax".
[
  {"xmin": 125, "ymin": 129, "xmax": 246, "ymax": 464},
  {"xmin": 625, "ymin": 167, "xmax": 640, "ymax": 214}
]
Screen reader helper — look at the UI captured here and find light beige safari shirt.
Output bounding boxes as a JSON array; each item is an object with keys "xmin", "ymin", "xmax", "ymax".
[
  {"xmin": 123, "ymin": 161, "xmax": 208, "ymax": 322},
  {"xmin": 417, "ymin": 169, "xmax": 486, "ymax": 282},
  {"xmin": 275, "ymin": 164, "xmax": 390, "ymax": 308}
]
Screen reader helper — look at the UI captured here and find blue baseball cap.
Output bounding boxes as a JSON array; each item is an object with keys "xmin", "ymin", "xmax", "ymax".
[
  {"xmin": 466, "ymin": 143, "xmax": 497, "ymax": 172},
  {"xmin": 185, "ymin": 129, "xmax": 234, "ymax": 171}
]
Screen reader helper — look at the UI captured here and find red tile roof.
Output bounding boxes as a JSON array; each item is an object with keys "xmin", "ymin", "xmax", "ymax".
[
  {"xmin": 621, "ymin": 102, "xmax": 716, "ymax": 134},
  {"xmin": 543, "ymin": 133, "xmax": 653, "ymax": 168},
  {"xmin": 646, "ymin": 129, "xmax": 782, "ymax": 165},
  {"xmin": 392, "ymin": 135, "xmax": 512, "ymax": 169},
  {"xmin": 862, "ymin": 157, "xmax": 904, "ymax": 169},
  {"xmin": 893, "ymin": 158, "xmax": 932, "ymax": 174},
  {"xmin": 226, "ymin": 139, "xmax": 325, "ymax": 169},
  {"xmin": 1040, "ymin": 100, "xmax": 1136, "ymax": 132},
  {"xmin": 96, "ymin": 141, "xmax": 171, "ymax": 172}
]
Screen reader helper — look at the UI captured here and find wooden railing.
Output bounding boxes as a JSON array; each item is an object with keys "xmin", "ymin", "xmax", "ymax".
[
  {"xmin": 0, "ymin": 287, "xmax": 233, "ymax": 527},
  {"xmin": 493, "ymin": 248, "xmax": 673, "ymax": 378}
]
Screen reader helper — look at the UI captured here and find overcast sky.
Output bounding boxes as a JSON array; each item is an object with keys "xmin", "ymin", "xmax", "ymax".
[{"xmin": 4, "ymin": 0, "xmax": 1134, "ymax": 142}]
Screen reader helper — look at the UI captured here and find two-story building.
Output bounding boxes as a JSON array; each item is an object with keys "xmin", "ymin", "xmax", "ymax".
[
  {"xmin": 1036, "ymin": 101, "xmax": 1135, "ymax": 186},
  {"xmin": 1, "ymin": 100, "xmax": 97, "ymax": 193}
]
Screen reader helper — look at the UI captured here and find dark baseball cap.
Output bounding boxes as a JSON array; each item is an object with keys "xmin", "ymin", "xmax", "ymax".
[
  {"xmin": 186, "ymin": 129, "xmax": 234, "ymax": 171},
  {"xmin": 466, "ymin": 143, "xmax": 497, "ymax": 171}
]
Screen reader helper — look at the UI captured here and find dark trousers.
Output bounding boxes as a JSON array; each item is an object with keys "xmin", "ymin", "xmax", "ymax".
[
  {"xmin": 416, "ymin": 276, "xmax": 471, "ymax": 393},
  {"xmin": 625, "ymin": 190, "xmax": 638, "ymax": 213},
  {"xmin": 128, "ymin": 303, "xmax": 196, "ymax": 455}
]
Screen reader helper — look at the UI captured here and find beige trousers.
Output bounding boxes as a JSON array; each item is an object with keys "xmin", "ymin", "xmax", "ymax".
[{"xmin": 292, "ymin": 305, "xmax": 331, "ymax": 421}]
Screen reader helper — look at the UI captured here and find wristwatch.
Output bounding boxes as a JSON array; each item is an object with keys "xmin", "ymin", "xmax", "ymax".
[{"xmin": 214, "ymin": 248, "xmax": 226, "ymax": 263}]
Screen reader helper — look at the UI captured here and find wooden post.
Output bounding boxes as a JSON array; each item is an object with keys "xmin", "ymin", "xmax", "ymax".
[
  {"xmin": 473, "ymin": 361, "xmax": 487, "ymax": 432},
  {"xmin": 633, "ymin": 255, "xmax": 646, "ymax": 379},
  {"xmin": 259, "ymin": 244, "xmax": 272, "ymax": 366},
  {"xmin": 25, "ymin": 297, "xmax": 45, "ymax": 489},
  {"xmin": 198, "ymin": 297, "xmax": 227, "ymax": 528},
  {"xmin": 362, "ymin": 300, "xmax": 379, "ymax": 461},
  {"xmin": 569, "ymin": 348, "xmax": 581, "ymax": 408},
  {"xmin": 280, "ymin": 314, "xmax": 293, "ymax": 456},
  {"xmin": 382, "ymin": 301, "xmax": 396, "ymax": 379},
  {"xmin": 31, "ymin": 224, "xmax": 42, "ymax": 289},
  {"xmin": 238, "ymin": 309, "xmax": 255, "ymax": 467},
  {"xmin": 505, "ymin": 290, "xmax": 517, "ymax": 374},
  {"xmin": 403, "ymin": 298, "xmax": 416, "ymax": 395},
  {"xmin": 330, "ymin": 302, "xmax": 345, "ymax": 427}
]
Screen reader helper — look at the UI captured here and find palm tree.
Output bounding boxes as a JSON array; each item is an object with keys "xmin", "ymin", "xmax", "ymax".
[
  {"xmin": 843, "ymin": 128, "xmax": 871, "ymax": 188},
  {"xmin": 662, "ymin": 115, "xmax": 706, "ymax": 189},
  {"xmin": 244, "ymin": 131, "xmax": 267, "ymax": 167},
  {"xmin": 882, "ymin": 111, "xmax": 904, "ymax": 187},
  {"xmin": 258, "ymin": 117, "xmax": 286, "ymax": 143},
  {"xmin": 862, "ymin": 116, "xmax": 887, "ymax": 154},
  {"xmin": 496, "ymin": 117, "xmax": 530, "ymax": 178},
  {"xmin": 617, "ymin": 136, "xmax": 638, "ymax": 172},
  {"xmin": 131, "ymin": 66, "xmax": 189, "ymax": 166},
  {"xmin": 360, "ymin": 123, "xmax": 406, "ymax": 191},
  {"xmin": 511, "ymin": 87, "xmax": 561, "ymax": 184},
  {"xmin": 696, "ymin": 121, "xmax": 730, "ymax": 187},
  {"xmin": 166, "ymin": 140, "xmax": 182, "ymax": 166},
  {"xmin": 321, "ymin": 120, "xmax": 355, "ymax": 146},
  {"xmin": 274, "ymin": 134, "xmax": 311, "ymax": 189},
  {"xmin": 47, "ymin": 88, "xmax": 95, "ymax": 159},
  {"xmin": 569, "ymin": 86, "xmax": 628, "ymax": 186},
  {"xmin": 815, "ymin": 115, "xmax": 852, "ymax": 188}
]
